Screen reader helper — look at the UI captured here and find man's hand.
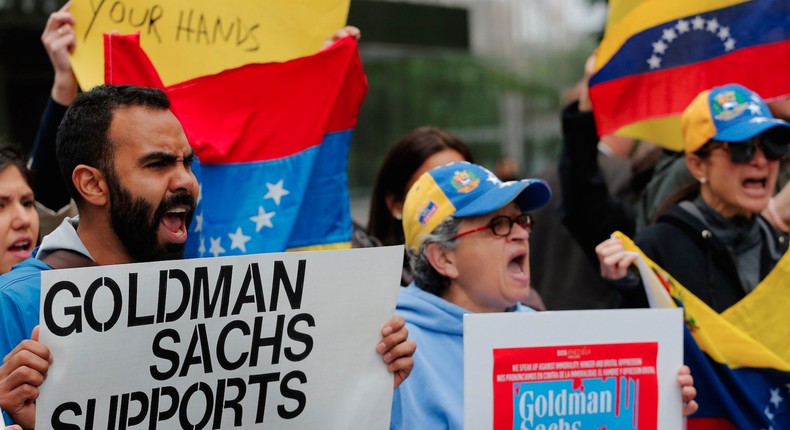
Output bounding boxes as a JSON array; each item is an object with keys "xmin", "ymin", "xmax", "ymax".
[
  {"xmin": 321, "ymin": 25, "xmax": 361, "ymax": 50},
  {"xmin": 0, "ymin": 327, "xmax": 52, "ymax": 430},
  {"xmin": 377, "ymin": 316, "xmax": 416, "ymax": 389}
]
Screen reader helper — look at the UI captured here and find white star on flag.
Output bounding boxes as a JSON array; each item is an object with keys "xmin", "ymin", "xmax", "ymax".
[
  {"xmin": 717, "ymin": 26, "xmax": 731, "ymax": 40},
  {"xmin": 250, "ymin": 206, "xmax": 275, "ymax": 232},
  {"xmin": 228, "ymin": 227, "xmax": 252, "ymax": 252},
  {"xmin": 209, "ymin": 236, "xmax": 226, "ymax": 257},
  {"xmin": 707, "ymin": 18, "xmax": 720, "ymax": 33},
  {"xmin": 770, "ymin": 387, "xmax": 783, "ymax": 409},
  {"xmin": 647, "ymin": 55, "xmax": 662, "ymax": 69},
  {"xmin": 264, "ymin": 179, "xmax": 290, "ymax": 206},
  {"xmin": 194, "ymin": 212, "xmax": 203, "ymax": 233},
  {"xmin": 724, "ymin": 39, "xmax": 736, "ymax": 51},
  {"xmin": 765, "ymin": 405, "xmax": 775, "ymax": 420},
  {"xmin": 675, "ymin": 19, "xmax": 690, "ymax": 33},
  {"xmin": 662, "ymin": 28, "xmax": 677, "ymax": 42},
  {"xmin": 691, "ymin": 16, "xmax": 706, "ymax": 30},
  {"xmin": 197, "ymin": 183, "xmax": 203, "ymax": 206},
  {"xmin": 198, "ymin": 237, "xmax": 206, "ymax": 257},
  {"xmin": 652, "ymin": 40, "xmax": 668, "ymax": 55}
]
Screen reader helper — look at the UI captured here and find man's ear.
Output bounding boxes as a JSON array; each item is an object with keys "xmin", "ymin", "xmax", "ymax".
[
  {"xmin": 425, "ymin": 242, "xmax": 459, "ymax": 280},
  {"xmin": 72, "ymin": 165, "xmax": 109, "ymax": 206}
]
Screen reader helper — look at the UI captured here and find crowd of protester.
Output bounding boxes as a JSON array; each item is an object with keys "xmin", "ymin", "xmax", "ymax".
[{"xmin": 3, "ymin": 3, "xmax": 790, "ymax": 429}]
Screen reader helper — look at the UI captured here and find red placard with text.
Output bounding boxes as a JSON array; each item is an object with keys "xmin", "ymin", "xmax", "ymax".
[{"xmin": 493, "ymin": 342, "xmax": 658, "ymax": 430}]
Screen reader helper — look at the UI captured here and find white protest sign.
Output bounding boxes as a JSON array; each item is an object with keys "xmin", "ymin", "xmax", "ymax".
[
  {"xmin": 464, "ymin": 308, "xmax": 683, "ymax": 430},
  {"xmin": 37, "ymin": 246, "xmax": 403, "ymax": 429}
]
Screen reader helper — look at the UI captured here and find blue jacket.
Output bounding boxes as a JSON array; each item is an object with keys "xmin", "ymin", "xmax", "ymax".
[
  {"xmin": 0, "ymin": 217, "xmax": 92, "ymax": 425},
  {"xmin": 390, "ymin": 283, "xmax": 533, "ymax": 430},
  {"xmin": 0, "ymin": 258, "xmax": 52, "ymax": 357}
]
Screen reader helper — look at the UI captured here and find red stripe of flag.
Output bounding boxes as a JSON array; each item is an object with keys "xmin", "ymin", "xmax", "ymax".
[
  {"xmin": 590, "ymin": 40, "xmax": 790, "ymax": 136},
  {"xmin": 687, "ymin": 417, "xmax": 739, "ymax": 430},
  {"xmin": 105, "ymin": 33, "xmax": 366, "ymax": 164}
]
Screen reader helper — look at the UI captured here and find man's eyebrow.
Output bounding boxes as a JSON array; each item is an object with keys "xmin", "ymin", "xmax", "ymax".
[{"xmin": 139, "ymin": 151, "xmax": 194, "ymax": 164}]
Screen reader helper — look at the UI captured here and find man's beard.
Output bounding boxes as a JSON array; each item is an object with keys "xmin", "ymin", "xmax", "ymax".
[{"xmin": 108, "ymin": 178, "xmax": 195, "ymax": 262}]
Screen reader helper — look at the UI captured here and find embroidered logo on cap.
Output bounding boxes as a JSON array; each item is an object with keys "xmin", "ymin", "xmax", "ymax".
[
  {"xmin": 451, "ymin": 169, "xmax": 480, "ymax": 193},
  {"xmin": 712, "ymin": 89, "xmax": 748, "ymax": 121}
]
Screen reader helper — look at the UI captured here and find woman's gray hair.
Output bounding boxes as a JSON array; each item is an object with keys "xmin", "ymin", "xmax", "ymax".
[{"xmin": 408, "ymin": 216, "xmax": 462, "ymax": 296}]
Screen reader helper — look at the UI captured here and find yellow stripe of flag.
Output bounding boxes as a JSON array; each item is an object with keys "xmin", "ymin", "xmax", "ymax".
[
  {"xmin": 596, "ymin": 0, "xmax": 749, "ymax": 72},
  {"xmin": 614, "ymin": 231, "xmax": 790, "ymax": 371}
]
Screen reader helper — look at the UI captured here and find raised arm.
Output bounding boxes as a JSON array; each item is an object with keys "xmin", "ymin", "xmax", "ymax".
[{"xmin": 31, "ymin": 2, "xmax": 78, "ymax": 212}]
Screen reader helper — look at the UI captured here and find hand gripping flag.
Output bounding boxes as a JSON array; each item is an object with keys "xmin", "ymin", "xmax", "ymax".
[
  {"xmin": 614, "ymin": 231, "xmax": 790, "ymax": 429},
  {"xmin": 105, "ymin": 33, "xmax": 367, "ymax": 256},
  {"xmin": 589, "ymin": 0, "xmax": 790, "ymax": 151}
]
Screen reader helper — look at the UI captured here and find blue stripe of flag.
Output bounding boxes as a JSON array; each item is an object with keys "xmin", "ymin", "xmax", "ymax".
[
  {"xmin": 184, "ymin": 129, "xmax": 352, "ymax": 257},
  {"xmin": 591, "ymin": 0, "xmax": 788, "ymax": 85}
]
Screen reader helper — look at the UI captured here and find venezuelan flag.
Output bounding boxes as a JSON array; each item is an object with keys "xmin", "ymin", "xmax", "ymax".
[
  {"xmin": 615, "ymin": 231, "xmax": 790, "ymax": 428},
  {"xmin": 589, "ymin": 0, "xmax": 790, "ymax": 150},
  {"xmin": 104, "ymin": 33, "xmax": 367, "ymax": 256}
]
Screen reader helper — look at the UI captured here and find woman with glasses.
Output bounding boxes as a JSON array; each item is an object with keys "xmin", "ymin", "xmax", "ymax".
[
  {"xmin": 391, "ymin": 161, "xmax": 698, "ymax": 429},
  {"xmin": 362, "ymin": 126, "xmax": 547, "ymax": 308},
  {"xmin": 597, "ymin": 84, "xmax": 790, "ymax": 313}
]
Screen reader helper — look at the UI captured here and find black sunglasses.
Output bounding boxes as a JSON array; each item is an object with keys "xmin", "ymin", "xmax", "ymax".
[{"xmin": 708, "ymin": 135, "xmax": 789, "ymax": 164}]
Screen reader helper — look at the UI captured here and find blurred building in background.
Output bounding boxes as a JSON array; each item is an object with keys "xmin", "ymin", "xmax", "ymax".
[
  {"xmin": 347, "ymin": 0, "xmax": 604, "ymax": 223},
  {"xmin": 0, "ymin": 0, "xmax": 605, "ymax": 224}
]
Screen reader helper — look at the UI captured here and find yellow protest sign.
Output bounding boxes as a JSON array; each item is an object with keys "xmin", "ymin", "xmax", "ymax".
[{"xmin": 70, "ymin": 0, "xmax": 350, "ymax": 88}]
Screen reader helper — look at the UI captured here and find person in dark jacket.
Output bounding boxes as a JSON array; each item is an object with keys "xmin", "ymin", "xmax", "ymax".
[{"xmin": 597, "ymin": 83, "xmax": 790, "ymax": 313}]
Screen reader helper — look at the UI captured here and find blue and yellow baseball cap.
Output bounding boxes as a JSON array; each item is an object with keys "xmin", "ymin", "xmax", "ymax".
[
  {"xmin": 402, "ymin": 161, "xmax": 551, "ymax": 252},
  {"xmin": 682, "ymin": 83, "xmax": 790, "ymax": 153}
]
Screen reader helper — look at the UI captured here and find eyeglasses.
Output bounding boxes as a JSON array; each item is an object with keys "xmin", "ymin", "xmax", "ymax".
[
  {"xmin": 451, "ymin": 213, "xmax": 534, "ymax": 240},
  {"xmin": 708, "ymin": 135, "xmax": 789, "ymax": 164}
]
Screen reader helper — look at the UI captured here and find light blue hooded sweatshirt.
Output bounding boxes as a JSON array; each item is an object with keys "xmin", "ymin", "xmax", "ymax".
[{"xmin": 390, "ymin": 283, "xmax": 533, "ymax": 429}]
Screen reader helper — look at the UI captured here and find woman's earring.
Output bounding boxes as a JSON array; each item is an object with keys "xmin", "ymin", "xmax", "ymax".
[{"xmin": 699, "ymin": 177, "xmax": 707, "ymax": 184}]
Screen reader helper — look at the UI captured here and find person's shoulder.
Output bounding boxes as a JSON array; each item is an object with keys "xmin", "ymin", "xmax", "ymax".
[
  {"xmin": 0, "ymin": 259, "xmax": 49, "ymax": 322},
  {"xmin": 514, "ymin": 303, "xmax": 537, "ymax": 313},
  {"xmin": 397, "ymin": 283, "xmax": 440, "ymax": 309},
  {"xmin": 351, "ymin": 220, "xmax": 382, "ymax": 248},
  {"xmin": 396, "ymin": 283, "xmax": 426, "ymax": 312},
  {"xmin": 396, "ymin": 283, "xmax": 465, "ymax": 334},
  {"xmin": 645, "ymin": 204, "xmax": 700, "ymax": 230},
  {"xmin": 636, "ymin": 204, "xmax": 705, "ymax": 252},
  {"xmin": 0, "ymin": 258, "xmax": 50, "ymax": 296}
]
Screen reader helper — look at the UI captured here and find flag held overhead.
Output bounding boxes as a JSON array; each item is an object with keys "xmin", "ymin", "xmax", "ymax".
[{"xmin": 589, "ymin": 0, "xmax": 790, "ymax": 150}]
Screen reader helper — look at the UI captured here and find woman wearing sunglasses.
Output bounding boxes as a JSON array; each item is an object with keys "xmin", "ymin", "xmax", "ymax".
[{"xmin": 597, "ymin": 84, "xmax": 790, "ymax": 313}]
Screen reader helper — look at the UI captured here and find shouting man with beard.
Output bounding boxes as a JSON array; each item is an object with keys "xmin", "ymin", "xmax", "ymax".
[{"xmin": 0, "ymin": 85, "xmax": 415, "ymax": 429}]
